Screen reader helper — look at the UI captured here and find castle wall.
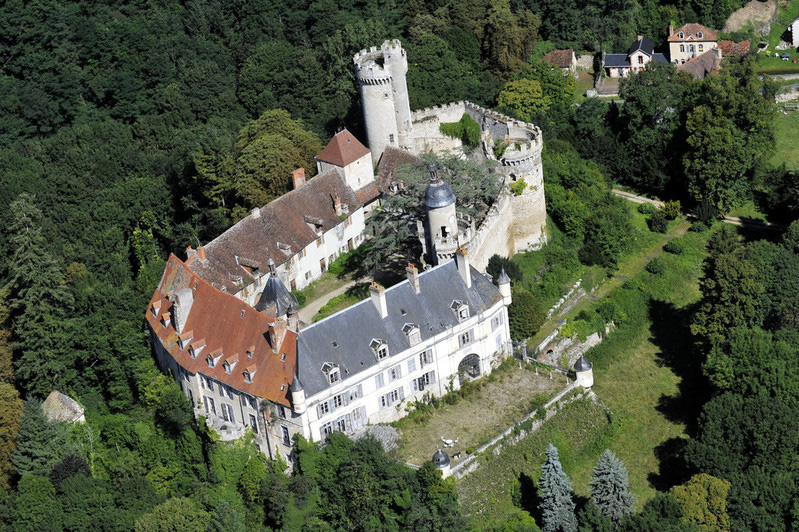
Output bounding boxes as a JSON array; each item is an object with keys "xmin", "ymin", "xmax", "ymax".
[
  {"xmin": 410, "ymin": 102, "xmax": 468, "ymax": 154},
  {"xmin": 464, "ymin": 192, "xmax": 515, "ymax": 272}
]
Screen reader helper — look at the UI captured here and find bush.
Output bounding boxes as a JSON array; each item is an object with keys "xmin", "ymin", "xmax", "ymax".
[
  {"xmin": 439, "ymin": 113, "xmax": 481, "ymax": 147},
  {"xmin": 291, "ymin": 290, "xmax": 307, "ymax": 308},
  {"xmin": 637, "ymin": 202, "xmax": 657, "ymax": 215},
  {"xmin": 509, "ymin": 179, "xmax": 527, "ymax": 196},
  {"xmin": 645, "ymin": 257, "xmax": 665, "ymax": 274},
  {"xmin": 662, "ymin": 200, "xmax": 681, "ymax": 220},
  {"xmin": 597, "ymin": 301, "xmax": 617, "ymax": 322},
  {"xmin": 648, "ymin": 211, "xmax": 668, "ymax": 233},
  {"xmin": 689, "ymin": 221, "xmax": 708, "ymax": 232},
  {"xmin": 486, "ymin": 254, "xmax": 523, "ymax": 284},
  {"xmin": 664, "ymin": 238, "xmax": 684, "ymax": 255}
]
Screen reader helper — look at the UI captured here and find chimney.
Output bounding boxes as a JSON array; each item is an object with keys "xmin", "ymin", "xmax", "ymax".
[
  {"xmin": 171, "ymin": 288, "xmax": 194, "ymax": 334},
  {"xmin": 406, "ymin": 263, "xmax": 420, "ymax": 294},
  {"xmin": 637, "ymin": 35, "xmax": 643, "ymax": 42},
  {"xmin": 669, "ymin": 23, "xmax": 674, "ymax": 36},
  {"xmin": 185, "ymin": 246, "xmax": 196, "ymax": 262},
  {"xmin": 268, "ymin": 320, "xmax": 288, "ymax": 353},
  {"xmin": 292, "ymin": 168, "xmax": 306, "ymax": 189},
  {"xmin": 369, "ymin": 282, "xmax": 388, "ymax": 319},
  {"xmin": 197, "ymin": 246, "xmax": 206, "ymax": 261},
  {"xmin": 455, "ymin": 247, "xmax": 471, "ymax": 288},
  {"xmin": 715, "ymin": 47, "xmax": 722, "ymax": 60},
  {"xmin": 332, "ymin": 194, "xmax": 344, "ymax": 217}
]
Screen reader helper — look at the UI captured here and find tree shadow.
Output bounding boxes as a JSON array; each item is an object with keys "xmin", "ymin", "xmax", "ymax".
[
  {"xmin": 517, "ymin": 471, "xmax": 540, "ymax": 518},
  {"xmin": 647, "ymin": 437, "xmax": 694, "ymax": 491}
]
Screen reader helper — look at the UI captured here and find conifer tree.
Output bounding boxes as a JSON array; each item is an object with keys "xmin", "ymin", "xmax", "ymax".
[
  {"xmin": 589, "ymin": 449, "xmax": 635, "ymax": 526},
  {"xmin": 538, "ymin": 443, "xmax": 577, "ymax": 532},
  {"xmin": 11, "ymin": 398, "xmax": 67, "ymax": 477},
  {"xmin": 6, "ymin": 193, "xmax": 75, "ymax": 396}
]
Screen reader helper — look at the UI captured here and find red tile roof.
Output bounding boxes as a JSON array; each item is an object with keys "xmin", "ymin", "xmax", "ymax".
[
  {"xmin": 188, "ymin": 168, "xmax": 363, "ymax": 293},
  {"xmin": 541, "ymin": 48, "xmax": 575, "ymax": 69},
  {"xmin": 668, "ymin": 23, "xmax": 717, "ymax": 42},
  {"xmin": 377, "ymin": 147, "xmax": 419, "ymax": 193},
  {"xmin": 147, "ymin": 255, "xmax": 296, "ymax": 405},
  {"xmin": 718, "ymin": 40, "xmax": 751, "ymax": 56},
  {"xmin": 316, "ymin": 129, "xmax": 371, "ymax": 167},
  {"xmin": 677, "ymin": 48, "xmax": 721, "ymax": 79}
]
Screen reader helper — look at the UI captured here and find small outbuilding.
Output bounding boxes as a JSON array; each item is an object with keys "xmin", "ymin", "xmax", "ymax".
[
  {"xmin": 432, "ymin": 448, "xmax": 452, "ymax": 478},
  {"xmin": 574, "ymin": 355, "xmax": 594, "ymax": 388}
]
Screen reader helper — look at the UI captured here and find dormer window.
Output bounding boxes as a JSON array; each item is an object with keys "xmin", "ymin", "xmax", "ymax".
[
  {"xmin": 321, "ymin": 362, "xmax": 341, "ymax": 384},
  {"xmin": 189, "ymin": 339, "xmax": 206, "ymax": 359},
  {"xmin": 243, "ymin": 365, "xmax": 256, "ymax": 384},
  {"xmin": 151, "ymin": 301, "xmax": 161, "ymax": 318},
  {"xmin": 679, "ymin": 32, "xmax": 684, "ymax": 39},
  {"xmin": 403, "ymin": 323, "xmax": 421, "ymax": 346},
  {"xmin": 207, "ymin": 349, "xmax": 223, "ymax": 368},
  {"xmin": 246, "ymin": 346, "xmax": 254, "ymax": 358},
  {"xmin": 178, "ymin": 330, "xmax": 193, "ymax": 350},
  {"xmin": 697, "ymin": 31, "xmax": 702, "ymax": 38},
  {"xmin": 223, "ymin": 354, "xmax": 238, "ymax": 374},
  {"xmin": 451, "ymin": 300, "xmax": 469, "ymax": 321},
  {"xmin": 370, "ymin": 339, "xmax": 389, "ymax": 360},
  {"xmin": 160, "ymin": 311, "xmax": 171, "ymax": 328}
]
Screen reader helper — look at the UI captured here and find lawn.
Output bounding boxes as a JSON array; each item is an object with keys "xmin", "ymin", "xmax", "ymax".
[
  {"xmin": 771, "ymin": 109, "xmax": 799, "ymax": 171},
  {"xmin": 393, "ymin": 359, "xmax": 561, "ymax": 466},
  {"xmin": 457, "ymin": 222, "xmax": 711, "ymax": 527},
  {"xmin": 573, "ymin": 71, "xmax": 595, "ymax": 102}
]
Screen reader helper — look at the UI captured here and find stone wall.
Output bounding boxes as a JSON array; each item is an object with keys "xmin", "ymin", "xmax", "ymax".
[{"xmin": 464, "ymin": 192, "xmax": 514, "ymax": 271}]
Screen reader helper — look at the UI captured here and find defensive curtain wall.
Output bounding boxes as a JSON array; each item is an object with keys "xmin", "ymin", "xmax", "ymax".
[{"xmin": 410, "ymin": 101, "xmax": 547, "ymax": 269}]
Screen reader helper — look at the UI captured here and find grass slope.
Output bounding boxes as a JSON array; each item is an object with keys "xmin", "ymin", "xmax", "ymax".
[{"xmin": 771, "ymin": 110, "xmax": 799, "ymax": 171}]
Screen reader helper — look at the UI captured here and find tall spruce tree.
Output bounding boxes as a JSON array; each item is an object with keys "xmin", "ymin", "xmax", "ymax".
[
  {"xmin": 11, "ymin": 398, "xmax": 67, "ymax": 477},
  {"xmin": 539, "ymin": 443, "xmax": 578, "ymax": 532},
  {"xmin": 6, "ymin": 193, "xmax": 75, "ymax": 396},
  {"xmin": 589, "ymin": 449, "xmax": 635, "ymax": 525}
]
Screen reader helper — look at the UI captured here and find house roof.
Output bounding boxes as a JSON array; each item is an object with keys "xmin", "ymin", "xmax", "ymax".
[
  {"xmin": 677, "ymin": 49, "xmax": 721, "ymax": 79},
  {"xmin": 668, "ymin": 23, "xmax": 717, "ymax": 42},
  {"xmin": 296, "ymin": 258, "xmax": 503, "ymax": 397},
  {"xmin": 718, "ymin": 40, "xmax": 750, "ymax": 56},
  {"xmin": 147, "ymin": 255, "xmax": 296, "ymax": 405},
  {"xmin": 628, "ymin": 37, "xmax": 657, "ymax": 56},
  {"xmin": 188, "ymin": 168, "xmax": 364, "ymax": 293},
  {"xmin": 377, "ymin": 147, "xmax": 419, "ymax": 194},
  {"xmin": 604, "ymin": 52, "xmax": 668, "ymax": 68},
  {"xmin": 541, "ymin": 48, "xmax": 575, "ymax": 68},
  {"xmin": 316, "ymin": 129, "xmax": 371, "ymax": 167}
]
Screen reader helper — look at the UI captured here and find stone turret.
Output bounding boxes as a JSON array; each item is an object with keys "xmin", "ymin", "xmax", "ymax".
[
  {"xmin": 423, "ymin": 165, "xmax": 458, "ymax": 265},
  {"xmin": 574, "ymin": 355, "xmax": 594, "ymax": 388},
  {"xmin": 498, "ymin": 268, "xmax": 512, "ymax": 306},
  {"xmin": 432, "ymin": 449, "xmax": 451, "ymax": 478},
  {"xmin": 354, "ymin": 39, "xmax": 412, "ymax": 162},
  {"xmin": 290, "ymin": 370, "xmax": 307, "ymax": 415}
]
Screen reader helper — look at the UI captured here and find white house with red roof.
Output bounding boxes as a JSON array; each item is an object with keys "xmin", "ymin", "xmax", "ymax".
[{"xmin": 668, "ymin": 23, "xmax": 718, "ymax": 64}]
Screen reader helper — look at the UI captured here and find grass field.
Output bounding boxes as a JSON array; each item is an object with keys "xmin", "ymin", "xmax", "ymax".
[
  {"xmin": 457, "ymin": 222, "xmax": 711, "ymax": 527},
  {"xmin": 771, "ymin": 110, "xmax": 799, "ymax": 171}
]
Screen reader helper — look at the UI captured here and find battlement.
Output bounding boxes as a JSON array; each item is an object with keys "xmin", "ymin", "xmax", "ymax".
[{"xmin": 411, "ymin": 101, "xmax": 468, "ymax": 122}]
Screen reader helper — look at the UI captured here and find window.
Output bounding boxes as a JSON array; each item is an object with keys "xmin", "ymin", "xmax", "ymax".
[
  {"xmin": 321, "ymin": 422, "xmax": 334, "ymax": 438},
  {"xmin": 451, "ymin": 300, "xmax": 469, "ymax": 321},
  {"xmin": 370, "ymin": 339, "xmax": 389, "ymax": 360},
  {"xmin": 388, "ymin": 365, "xmax": 402, "ymax": 382},
  {"xmin": 403, "ymin": 323, "xmax": 421, "ymax": 345},
  {"xmin": 318, "ymin": 402, "xmax": 330, "ymax": 416},
  {"xmin": 413, "ymin": 371, "xmax": 436, "ymax": 391},
  {"xmin": 249, "ymin": 414, "xmax": 258, "ymax": 434},
  {"xmin": 491, "ymin": 313, "xmax": 504, "ymax": 330},
  {"xmin": 207, "ymin": 350, "xmax": 222, "ymax": 368},
  {"xmin": 221, "ymin": 403, "xmax": 235, "ymax": 422},
  {"xmin": 282, "ymin": 426, "xmax": 290, "ymax": 446},
  {"xmin": 322, "ymin": 362, "xmax": 340, "ymax": 384},
  {"xmin": 679, "ymin": 32, "xmax": 684, "ymax": 38},
  {"xmin": 347, "ymin": 384, "xmax": 362, "ymax": 403},
  {"xmin": 332, "ymin": 394, "xmax": 343, "ymax": 409},
  {"xmin": 278, "ymin": 405, "xmax": 286, "ymax": 419},
  {"xmin": 697, "ymin": 31, "xmax": 703, "ymax": 38},
  {"xmin": 320, "ymin": 258, "xmax": 326, "ymax": 272},
  {"xmin": 637, "ymin": 55, "xmax": 643, "ymax": 64},
  {"xmin": 698, "ymin": 44, "xmax": 704, "ymax": 52},
  {"xmin": 203, "ymin": 396, "xmax": 216, "ymax": 415},
  {"xmin": 316, "ymin": 234, "xmax": 324, "ymax": 247},
  {"xmin": 407, "ymin": 357, "xmax": 417, "ymax": 373},
  {"xmin": 379, "ymin": 387, "xmax": 404, "ymax": 409},
  {"xmin": 459, "ymin": 330, "xmax": 473, "ymax": 347},
  {"xmin": 335, "ymin": 417, "xmax": 347, "ymax": 432},
  {"xmin": 689, "ymin": 45, "xmax": 694, "ymax": 53},
  {"xmin": 243, "ymin": 370, "xmax": 253, "ymax": 384},
  {"xmin": 299, "ymin": 248, "xmax": 306, "ymax": 259},
  {"xmin": 221, "ymin": 385, "xmax": 233, "ymax": 399},
  {"xmin": 201, "ymin": 376, "xmax": 214, "ymax": 393},
  {"xmin": 420, "ymin": 350, "xmax": 434, "ymax": 367},
  {"xmin": 389, "ymin": 134, "xmax": 395, "ymax": 144},
  {"xmin": 305, "ymin": 271, "xmax": 311, "ymax": 280},
  {"xmin": 680, "ymin": 44, "xmax": 685, "ymax": 53},
  {"xmin": 329, "ymin": 369, "xmax": 340, "ymax": 383},
  {"xmin": 375, "ymin": 373, "xmax": 385, "ymax": 389}
]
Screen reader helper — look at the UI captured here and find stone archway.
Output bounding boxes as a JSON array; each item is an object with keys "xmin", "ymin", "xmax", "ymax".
[{"xmin": 458, "ymin": 354, "xmax": 481, "ymax": 386}]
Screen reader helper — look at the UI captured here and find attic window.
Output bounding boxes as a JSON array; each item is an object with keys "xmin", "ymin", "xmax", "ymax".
[
  {"xmin": 697, "ymin": 31, "xmax": 702, "ymax": 38},
  {"xmin": 679, "ymin": 32, "xmax": 684, "ymax": 38},
  {"xmin": 207, "ymin": 350, "xmax": 223, "ymax": 368},
  {"xmin": 321, "ymin": 362, "xmax": 341, "ymax": 384},
  {"xmin": 240, "ymin": 309, "xmax": 245, "ymax": 318},
  {"xmin": 246, "ymin": 346, "xmax": 254, "ymax": 358},
  {"xmin": 403, "ymin": 323, "xmax": 421, "ymax": 346},
  {"xmin": 451, "ymin": 300, "xmax": 469, "ymax": 321},
  {"xmin": 223, "ymin": 355, "xmax": 238, "ymax": 374},
  {"xmin": 280, "ymin": 353, "xmax": 286, "ymax": 362},
  {"xmin": 189, "ymin": 339, "xmax": 206, "ymax": 359},
  {"xmin": 178, "ymin": 331, "xmax": 193, "ymax": 350},
  {"xmin": 370, "ymin": 339, "xmax": 389, "ymax": 360},
  {"xmin": 151, "ymin": 301, "xmax": 161, "ymax": 318},
  {"xmin": 332, "ymin": 341, "xmax": 338, "ymax": 348},
  {"xmin": 244, "ymin": 366, "xmax": 257, "ymax": 384}
]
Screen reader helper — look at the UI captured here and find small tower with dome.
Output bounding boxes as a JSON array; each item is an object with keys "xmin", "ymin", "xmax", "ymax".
[
  {"xmin": 422, "ymin": 165, "xmax": 459, "ymax": 265},
  {"xmin": 432, "ymin": 448, "xmax": 452, "ymax": 478},
  {"xmin": 574, "ymin": 355, "xmax": 594, "ymax": 388}
]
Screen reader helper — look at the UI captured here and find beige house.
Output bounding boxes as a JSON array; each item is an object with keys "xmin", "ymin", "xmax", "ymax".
[
  {"xmin": 668, "ymin": 23, "xmax": 718, "ymax": 64},
  {"xmin": 603, "ymin": 36, "xmax": 668, "ymax": 78}
]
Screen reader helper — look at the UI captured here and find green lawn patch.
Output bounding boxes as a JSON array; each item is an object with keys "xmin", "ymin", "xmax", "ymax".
[
  {"xmin": 573, "ymin": 71, "xmax": 595, "ymax": 102},
  {"xmin": 771, "ymin": 110, "xmax": 799, "ymax": 171},
  {"xmin": 312, "ymin": 282, "xmax": 369, "ymax": 321}
]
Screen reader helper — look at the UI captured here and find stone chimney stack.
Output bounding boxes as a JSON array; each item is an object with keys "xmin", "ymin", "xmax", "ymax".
[
  {"xmin": 669, "ymin": 23, "xmax": 674, "ymax": 36},
  {"xmin": 332, "ymin": 194, "xmax": 344, "ymax": 217},
  {"xmin": 455, "ymin": 247, "xmax": 471, "ymax": 289},
  {"xmin": 637, "ymin": 35, "xmax": 643, "ymax": 42},
  {"xmin": 406, "ymin": 263, "xmax": 420, "ymax": 294},
  {"xmin": 268, "ymin": 320, "xmax": 288, "ymax": 353},
  {"xmin": 197, "ymin": 246, "xmax": 206, "ymax": 261},
  {"xmin": 369, "ymin": 282, "xmax": 388, "ymax": 318},
  {"xmin": 292, "ymin": 168, "xmax": 306, "ymax": 189}
]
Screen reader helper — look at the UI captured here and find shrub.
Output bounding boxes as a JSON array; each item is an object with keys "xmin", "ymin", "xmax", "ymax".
[
  {"xmin": 664, "ymin": 238, "xmax": 684, "ymax": 255},
  {"xmin": 486, "ymin": 254, "xmax": 523, "ymax": 284},
  {"xmin": 645, "ymin": 258, "xmax": 665, "ymax": 274},
  {"xmin": 662, "ymin": 200, "xmax": 681, "ymax": 220},
  {"xmin": 637, "ymin": 202, "xmax": 657, "ymax": 215},
  {"xmin": 597, "ymin": 301, "xmax": 616, "ymax": 322},
  {"xmin": 509, "ymin": 179, "xmax": 527, "ymax": 196},
  {"xmin": 648, "ymin": 211, "xmax": 668, "ymax": 233},
  {"xmin": 689, "ymin": 221, "xmax": 708, "ymax": 232},
  {"xmin": 439, "ymin": 113, "xmax": 481, "ymax": 147},
  {"xmin": 291, "ymin": 290, "xmax": 307, "ymax": 308}
]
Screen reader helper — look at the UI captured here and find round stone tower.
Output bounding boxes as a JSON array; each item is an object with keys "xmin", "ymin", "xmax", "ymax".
[
  {"xmin": 423, "ymin": 165, "xmax": 458, "ymax": 265},
  {"xmin": 497, "ymin": 268, "xmax": 512, "ymax": 306},
  {"xmin": 574, "ymin": 355, "xmax": 594, "ymax": 388},
  {"xmin": 353, "ymin": 39, "xmax": 412, "ymax": 162},
  {"xmin": 290, "ymin": 371, "xmax": 307, "ymax": 415},
  {"xmin": 432, "ymin": 448, "xmax": 452, "ymax": 478}
]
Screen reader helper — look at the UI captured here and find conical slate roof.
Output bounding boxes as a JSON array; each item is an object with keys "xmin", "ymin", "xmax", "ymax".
[
  {"xmin": 290, "ymin": 371, "xmax": 303, "ymax": 392},
  {"xmin": 423, "ymin": 165, "xmax": 456, "ymax": 209},
  {"xmin": 432, "ymin": 449, "xmax": 451, "ymax": 468},
  {"xmin": 255, "ymin": 258, "xmax": 298, "ymax": 316},
  {"xmin": 574, "ymin": 355, "xmax": 593, "ymax": 372},
  {"xmin": 497, "ymin": 268, "xmax": 511, "ymax": 285}
]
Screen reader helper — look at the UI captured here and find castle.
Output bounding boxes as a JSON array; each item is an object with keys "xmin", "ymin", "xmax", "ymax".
[{"xmin": 147, "ymin": 40, "xmax": 547, "ymax": 463}]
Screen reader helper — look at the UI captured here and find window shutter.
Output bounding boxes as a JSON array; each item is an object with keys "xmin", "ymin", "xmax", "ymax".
[{"xmin": 408, "ymin": 358, "xmax": 416, "ymax": 373}]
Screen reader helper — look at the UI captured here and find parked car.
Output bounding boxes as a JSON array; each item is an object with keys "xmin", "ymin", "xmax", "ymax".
[{"xmin": 781, "ymin": 53, "xmax": 791, "ymax": 61}]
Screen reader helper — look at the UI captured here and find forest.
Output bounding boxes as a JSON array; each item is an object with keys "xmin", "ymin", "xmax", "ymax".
[{"xmin": 0, "ymin": 0, "xmax": 794, "ymax": 529}]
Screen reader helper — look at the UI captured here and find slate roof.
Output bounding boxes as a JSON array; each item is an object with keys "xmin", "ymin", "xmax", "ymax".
[
  {"xmin": 668, "ymin": 23, "xmax": 717, "ymax": 42},
  {"xmin": 147, "ymin": 255, "xmax": 296, "ymax": 405},
  {"xmin": 296, "ymin": 259, "xmax": 503, "ymax": 397},
  {"xmin": 718, "ymin": 40, "xmax": 750, "ymax": 56},
  {"xmin": 541, "ymin": 48, "xmax": 575, "ymax": 68},
  {"xmin": 604, "ymin": 52, "xmax": 668, "ymax": 68},
  {"xmin": 316, "ymin": 129, "xmax": 371, "ymax": 167},
  {"xmin": 188, "ymin": 169, "xmax": 364, "ymax": 293},
  {"xmin": 424, "ymin": 178, "xmax": 456, "ymax": 209},
  {"xmin": 377, "ymin": 146, "xmax": 419, "ymax": 194},
  {"xmin": 255, "ymin": 259, "xmax": 299, "ymax": 315},
  {"xmin": 628, "ymin": 37, "xmax": 657, "ymax": 56},
  {"xmin": 574, "ymin": 355, "xmax": 593, "ymax": 372},
  {"xmin": 677, "ymin": 49, "xmax": 721, "ymax": 79}
]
